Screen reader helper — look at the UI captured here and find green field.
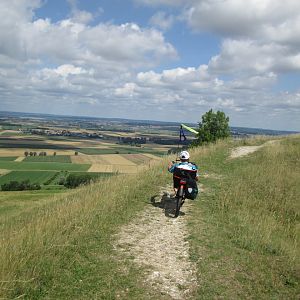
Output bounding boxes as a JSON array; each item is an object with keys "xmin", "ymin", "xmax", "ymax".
[
  {"xmin": 0, "ymin": 161, "xmax": 90, "ymax": 171},
  {"xmin": 24, "ymin": 155, "xmax": 72, "ymax": 163},
  {"xmin": 79, "ymin": 146, "xmax": 164, "ymax": 156},
  {"xmin": 0, "ymin": 156, "xmax": 18, "ymax": 161},
  {"xmin": 0, "ymin": 171, "xmax": 58, "ymax": 186},
  {"xmin": 69, "ymin": 171, "xmax": 115, "ymax": 179}
]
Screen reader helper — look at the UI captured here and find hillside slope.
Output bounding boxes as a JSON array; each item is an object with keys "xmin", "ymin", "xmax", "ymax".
[{"xmin": 0, "ymin": 135, "xmax": 299, "ymax": 299}]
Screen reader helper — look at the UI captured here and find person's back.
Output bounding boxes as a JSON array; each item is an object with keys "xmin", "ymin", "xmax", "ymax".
[
  {"xmin": 168, "ymin": 151, "xmax": 199, "ymax": 195},
  {"xmin": 172, "ymin": 161, "xmax": 198, "ymax": 180}
]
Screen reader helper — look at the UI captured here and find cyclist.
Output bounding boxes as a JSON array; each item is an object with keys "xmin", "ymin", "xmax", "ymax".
[{"xmin": 168, "ymin": 150, "xmax": 199, "ymax": 196}]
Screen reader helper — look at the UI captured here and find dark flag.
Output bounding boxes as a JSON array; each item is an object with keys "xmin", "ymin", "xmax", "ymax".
[{"xmin": 179, "ymin": 125, "xmax": 187, "ymax": 142}]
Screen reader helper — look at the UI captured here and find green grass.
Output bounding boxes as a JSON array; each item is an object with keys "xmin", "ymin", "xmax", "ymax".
[
  {"xmin": 0, "ymin": 165, "xmax": 168, "ymax": 299},
  {"xmin": 188, "ymin": 136, "xmax": 299, "ymax": 298},
  {"xmin": 0, "ymin": 189, "xmax": 68, "ymax": 221},
  {"xmin": 0, "ymin": 161, "xmax": 90, "ymax": 171},
  {"xmin": 0, "ymin": 170, "xmax": 58, "ymax": 186},
  {"xmin": 24, "ymin": 155, "xmax": 72, "ymax": 163},
  {"xmin": 0, "ymin": 156, "xmax": 18, "ymax": 161}
]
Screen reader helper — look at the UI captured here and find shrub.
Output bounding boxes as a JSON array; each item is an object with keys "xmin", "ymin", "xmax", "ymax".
[
  {"xmin": 64, "ymin": 173, "xmax": 93, "ymax": 188},
  {"xmin": 1, "ymin": 180, "xmax": 41, "ymax": 191}
]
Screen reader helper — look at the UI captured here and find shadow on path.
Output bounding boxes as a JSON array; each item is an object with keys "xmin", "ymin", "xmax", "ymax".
[{"xmin": 150, "ymin": 192, "xmax": 185, "ymax": 218}]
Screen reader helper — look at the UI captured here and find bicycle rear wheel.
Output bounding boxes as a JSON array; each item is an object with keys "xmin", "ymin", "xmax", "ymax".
[{"xmin": 175, "ymin": 186, "xmax": 184, "ymax": 217}]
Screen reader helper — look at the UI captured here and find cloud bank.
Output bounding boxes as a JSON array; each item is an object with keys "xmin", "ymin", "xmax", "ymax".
[{"xmin": 0, "ymin": 0, "xmax": 299, "ymax": 130}]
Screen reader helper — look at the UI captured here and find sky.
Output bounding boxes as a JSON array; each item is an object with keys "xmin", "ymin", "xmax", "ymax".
[{"xmin": 0, "ymin": 0, "xmax": 299, "ymax": 131}]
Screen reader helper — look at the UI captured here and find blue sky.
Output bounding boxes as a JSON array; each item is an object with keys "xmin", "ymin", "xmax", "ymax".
[{"xmin": 0, "ymin": 0, "xmax": 299, "ymax": 130}]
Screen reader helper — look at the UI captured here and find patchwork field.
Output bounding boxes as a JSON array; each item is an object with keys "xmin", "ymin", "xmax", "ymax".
[
  {"xmin": 14, "ymin": 157, "xmax": 25, "ymax": 162},
  {"xmin": 71, "ymin": 153, "xmax": 161, "ymax": 174},
  {"xmin": 0, "ymin": 157, "xmax": 18, "ymax": 161},
  {"xmin": 24, "ymin": 155, "xmax": 72, "ymax": 163},
  {"xmin": 0, "ymin": 149, "xmax": 76, "ymax": 157},
  {"xmin": 0, "ymin": 128, "xmax": 169, "ymax": 193},
  {"xmin": 0, "ymin": 171, "xmax": 57, "ymax": 185},
  {"xmin": 71, "ymin": 155, "xmax": 109, "ymax": 164},
  {"xmin": 0, "ymin": 161, "xmax": 90, "ymax": 171},
  {"xmin": 87, "ymin": 164, "xmax": 141, "ymax": 173},
  {"xmin": 0, "ymin": 169, "xmax": 10, "ymax": 176}
]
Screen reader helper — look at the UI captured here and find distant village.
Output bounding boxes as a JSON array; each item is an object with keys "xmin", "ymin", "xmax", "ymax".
[
  {"xmin": 23, "ymin": 128, "xmax": 150, "ymax": 145},
  {"xmin": 21, "ymin": 127, "xmax": 251, "ymax": 148}
]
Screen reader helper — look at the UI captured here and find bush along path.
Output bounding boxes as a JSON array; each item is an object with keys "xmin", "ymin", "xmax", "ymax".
[{"xmin": 114, "ymin": 184, "xmax": 198, "ymax": 300}]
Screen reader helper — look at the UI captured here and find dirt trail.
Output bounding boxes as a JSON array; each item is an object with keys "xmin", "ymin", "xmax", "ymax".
[
  {"xmin": 114, "ymin": 185, "xmax": 198, "ymax": 299},
  {"xmin": 230, "ymin": 140, "xmax": 278, "ymax": 158}
]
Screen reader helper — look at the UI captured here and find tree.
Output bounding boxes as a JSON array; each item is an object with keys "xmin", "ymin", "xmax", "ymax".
[{"xmin": 193, "ymin": 109, "xmax": 230, "ymax": 145}]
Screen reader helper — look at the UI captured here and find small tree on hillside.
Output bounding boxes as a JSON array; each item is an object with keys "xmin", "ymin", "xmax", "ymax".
[{"xmin": 193, "ymin": 109, "xmax": 230, "ymax": 146}]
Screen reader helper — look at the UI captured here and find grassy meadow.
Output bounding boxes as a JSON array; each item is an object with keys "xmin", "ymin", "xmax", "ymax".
[
  {"xmin": 0, "ymin": 135, "xmax": 299, "ymax": 298},
  {"xmin": 189, "ymin": 135, "xmax": 299, "ymax": 298}
]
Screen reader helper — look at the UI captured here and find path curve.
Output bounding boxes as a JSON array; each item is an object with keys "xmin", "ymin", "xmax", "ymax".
[{"xmin": 230, "ymin": 140, "xmax": 278, "ymax": 159}]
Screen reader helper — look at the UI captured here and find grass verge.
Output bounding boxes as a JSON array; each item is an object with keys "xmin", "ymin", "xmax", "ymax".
[
  {"xmin": 188, "ymin": 135, "xmax": 299, "ymax": 298},
  {"xmin": 0, "ymin": 159, "xmax": 170, "ymax": 299}
]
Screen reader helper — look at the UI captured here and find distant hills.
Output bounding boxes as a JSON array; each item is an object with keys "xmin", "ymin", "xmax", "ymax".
[{"xmin": 0, "ymin": 110, "xmax": 299, "ymax": 136}]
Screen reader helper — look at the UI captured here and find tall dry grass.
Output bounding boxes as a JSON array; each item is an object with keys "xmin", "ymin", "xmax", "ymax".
[
  {"xmin": 0, "ymin": 164, "xmax": 163, "ymax": 297},
  {"xmin": 219, "ymin": 135, "xmax": 299, "ymax": 263}
]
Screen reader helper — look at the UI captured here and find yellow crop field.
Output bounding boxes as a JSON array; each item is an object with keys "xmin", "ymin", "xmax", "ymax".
[
  {"xmin": 121, "ymin": 154, "xmax": 152, "ymax": 165},
  {"xmin": 143, "ymin": 153, "xmax": 162, "ymax": 160},
  {"xmin": 71, "ymin": 155, "xmax": 107, "ymax": 164},
  {"xmin": 100, "ymin": 154, "xmax": 136, "ymax": 165},
  {"xmin": 88, "ymin": 164, "xmax": 114, "ymax": 172},
  {"xmin": 88, "ymin": 164, "xmax": 141, "ymax": 173},
  {"xmin": 0, "ymin": 169, "xmax": 11, "ymax": 175},
  {"xmin": 45, "ymin": 140, "xmax": 82, "ymax": 146},
  {"xmin": 14, "ymin": 157, "xmax": 25, "ymax": 162}
]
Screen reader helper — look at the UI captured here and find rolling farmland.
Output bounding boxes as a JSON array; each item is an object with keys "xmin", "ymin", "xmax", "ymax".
[
  {"xmin": 0, "ymin": 114, "xmax": 174, "ymax": 196},
  {"xmin": 0, "ymin": 161, "xmax": 90, "ymax": 171},
  {"xmin": 0, "ymin": 171, "xmax": 57, "ymax": 185},
  {"xmin": 24, "ymin": 155, "xmax": 72, "ymax": 163}
]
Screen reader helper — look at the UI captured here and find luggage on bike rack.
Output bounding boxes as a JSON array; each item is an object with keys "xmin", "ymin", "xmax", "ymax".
[
  {"xmin": 185, "ymin": 178, "xmax": 198, "ymax": 200},
  {"xmin": 173, "ymin": 168, "xmax": 198, "ymax": 200}
]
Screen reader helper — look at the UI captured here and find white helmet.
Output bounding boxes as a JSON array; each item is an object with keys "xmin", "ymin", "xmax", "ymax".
[{"xmin": 179, "ymin": 150, "xmax": 190, "ymax": 160}]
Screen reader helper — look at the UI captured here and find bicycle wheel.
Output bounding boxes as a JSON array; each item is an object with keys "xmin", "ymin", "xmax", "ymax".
[{"xmin": 175, "ymin": 186, "xmax": 184, "ymax": 217}]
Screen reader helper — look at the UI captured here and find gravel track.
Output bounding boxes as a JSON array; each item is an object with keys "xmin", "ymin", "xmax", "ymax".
[{"xmin": 114, "ymin": 185, "xmax": 198, "ymax": 299}]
